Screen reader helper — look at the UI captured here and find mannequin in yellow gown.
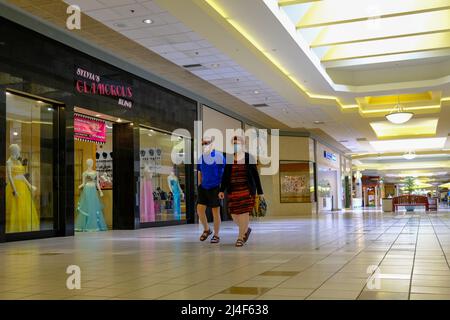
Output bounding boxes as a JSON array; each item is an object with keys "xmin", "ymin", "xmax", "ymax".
[{"xmin": 6, "ymin": 144, "xmax": 40, "ymax": 233}]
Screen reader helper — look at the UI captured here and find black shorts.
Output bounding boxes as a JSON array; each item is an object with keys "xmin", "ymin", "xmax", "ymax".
[{"xmin": 198, "ymin": 185, "xmax": 221, "ymax": 208}]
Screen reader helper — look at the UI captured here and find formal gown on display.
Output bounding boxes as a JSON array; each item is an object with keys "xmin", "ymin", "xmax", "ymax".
[
  {"xmin": 169, "ymin": 178, "xmax": 182, "ymax": 218},
  {"xmin": 6, "ymin": 163, "xmax": 40, "ymax": 233},
  {"xmin": 140, "ymin": 176, "xmax": 156, "ymax": 222},
  {"xmin": 75, "ymin": 172, "xmax": 108, "ymax": 232}
]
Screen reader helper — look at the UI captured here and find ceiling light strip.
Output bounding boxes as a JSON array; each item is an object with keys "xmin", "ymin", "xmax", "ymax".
[{"xmin": 204, "ymin": 0, "xmax": 352, "ymax": 110}]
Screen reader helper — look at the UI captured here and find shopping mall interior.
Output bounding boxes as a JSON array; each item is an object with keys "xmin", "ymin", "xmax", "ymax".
[{"xmin": 0, "ymin": 0, "xmax": 449, "ymax": 302}]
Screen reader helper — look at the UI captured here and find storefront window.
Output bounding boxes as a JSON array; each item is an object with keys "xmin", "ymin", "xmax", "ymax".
[
  {"xmin": 279, "ymin": 161, "xmax": 315, "ymax": 203},
  {"xmin": 139, "ymin": 127, "xmax": 188, "ymax": 223},
  {"xmin": 5, "ymin": 92, "xmax": 56, "ymax": 233}
]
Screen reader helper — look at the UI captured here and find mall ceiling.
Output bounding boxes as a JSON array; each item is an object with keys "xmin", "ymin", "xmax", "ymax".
[{"xmin": 4, "ymin": 0, "xmax": 450, "ymax": 181}]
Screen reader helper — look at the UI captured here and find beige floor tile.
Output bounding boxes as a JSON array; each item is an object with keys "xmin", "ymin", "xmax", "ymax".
[
  {"xmin": 0, "ymin": 292, "xmax": 33, "ymax": 300},
  {"xmin": 116, "ymin": 284, "xmax": 188, "ymax": 299},
  {"xmin": 358, "ymin": 291, "xmax": 409, "ymax": 300},
  {"xmin": 264, "ymin": 288, "xmax": 313, "ymax": 297},
  {"xmin": 207, "ymin": 294, "xmax": 257, "ymax": 300},
  {"xmin": 257, "ymin": 294, "xmax": 306, "ymax": 300},
  {"xmin": 66, "ymin": 296, "xmax": 110, "ymax": 300},
  {"xmin": 410, "ymin": 293, "xmax": 450, "ymax": 300},
  {"xmin": 364, "ymin": 279, "xmax": 411, "ymax": 293},
  {"xmin": 411, "ymin": 286, "xmax": 450, "ymax": 295},
  {"xmin": 308, "ymin": 289, "xmax": 361, "ymax": 300},
  {"xmin": 412, "ymin": 279, "xmax": 450, "ymax": 288},
  {"xmin": 21, "ymin": 294, "xmax": 70, "ymax": 300}
]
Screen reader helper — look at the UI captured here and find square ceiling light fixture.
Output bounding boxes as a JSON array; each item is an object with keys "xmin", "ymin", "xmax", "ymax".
[{"xmin": 369, "ymin": 137, "xmax": 447, "ymax": 152}]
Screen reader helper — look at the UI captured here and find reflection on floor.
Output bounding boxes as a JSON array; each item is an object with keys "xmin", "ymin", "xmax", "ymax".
[{"xmin": 0, "ymin": 209, "xmax": 449, "ymax": 300}]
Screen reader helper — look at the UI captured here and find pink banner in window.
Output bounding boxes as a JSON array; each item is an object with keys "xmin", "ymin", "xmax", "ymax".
[{"xmin": 74, "ymin": 114, "xmax": 106, "ymax": 144}]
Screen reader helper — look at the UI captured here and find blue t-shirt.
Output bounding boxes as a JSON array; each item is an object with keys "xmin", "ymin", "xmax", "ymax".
[{"xmin": 197, "ymin": 150, "xmax": 225, "ymax": 189}]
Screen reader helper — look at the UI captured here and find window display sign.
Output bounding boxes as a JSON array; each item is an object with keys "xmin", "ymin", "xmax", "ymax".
[
  {"xmin": 280, "ymin": 161, "xmax": 315, "ymax": 203},
  {"xmin": 140, "ymin": 147, "xmax": 162, "ymax": 172},
  {"xmin": 74, "ymin": 113, "xmax": 106, "ymax": 144},
  {"xmin": 96, "ymin": 147, "xmax": 113, "ymax": 190}
]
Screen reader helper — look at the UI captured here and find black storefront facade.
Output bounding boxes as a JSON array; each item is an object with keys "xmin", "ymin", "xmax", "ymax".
[{"xmin": 0, "ymin": 17, "xmax": 198, "ymax": 242}]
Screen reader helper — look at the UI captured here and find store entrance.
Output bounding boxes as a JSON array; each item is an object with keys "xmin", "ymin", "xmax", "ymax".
[
  {"xmin": 73, "ymin": 107, "xmax": 129, "ymax": 233},
  {"xmin": 317, "ymin": 166, "xmax": 338, "ymax": 212}
]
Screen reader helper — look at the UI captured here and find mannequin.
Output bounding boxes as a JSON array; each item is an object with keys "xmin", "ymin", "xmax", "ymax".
[
  {"xmin": 75, "ymin": 158, "xmax": 108, "ymax": 232},
  {"xmin": 6, "ymin": 144, "xmax": 39, "ymax": 233},
  {"xmin": 140, "ymin": 164, "xmax": 156, "ymax": 222},
  {"xmin": 167, "ymin": 170, "xmax": 183, "ymax": 218}
]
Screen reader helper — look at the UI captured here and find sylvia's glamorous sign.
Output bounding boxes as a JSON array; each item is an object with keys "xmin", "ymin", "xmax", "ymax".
[{"xmin": 74, "ymin": 67, "xmax": 133, "ymax": 108}]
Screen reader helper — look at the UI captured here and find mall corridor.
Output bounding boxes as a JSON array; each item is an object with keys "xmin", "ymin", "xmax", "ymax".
[
  {"xmin": 1, "ymin": 210, "xmax": 449, "ymax": 300},
  {"xmin": 1, "ymin": 0, "xmax": 450, "ymax": 307}
]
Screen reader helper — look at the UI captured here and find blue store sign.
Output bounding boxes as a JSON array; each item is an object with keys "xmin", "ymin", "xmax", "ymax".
[{"xmin": 324, "ymin": 151, "xmax": 337, "ymax": 162}]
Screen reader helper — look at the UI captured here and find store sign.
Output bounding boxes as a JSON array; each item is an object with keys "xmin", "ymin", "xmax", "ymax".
[
  {"xmin": 323, "ymin": 151, "xmax": 337, "ymax": 162},
  {"xmin": 74, "ymin": 67, "xmax": 133, "ymax": 109},
  {"xmin": 74, "ymin": 113, "xmax": 106, "ymax": 144}
]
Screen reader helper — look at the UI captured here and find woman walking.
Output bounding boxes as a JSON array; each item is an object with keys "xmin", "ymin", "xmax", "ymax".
[{"xmin": 219, "ymin": 136, "xmax": 264, "ymax": 247}]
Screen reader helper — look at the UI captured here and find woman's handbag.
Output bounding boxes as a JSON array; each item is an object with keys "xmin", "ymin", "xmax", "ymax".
[
  {"xmin": 258, "ymin": 196, "xmax": 267, "ymax": 217},
  {"xmin": 252, "ymin": 196, "xmax": 267, "ymax": 217}
]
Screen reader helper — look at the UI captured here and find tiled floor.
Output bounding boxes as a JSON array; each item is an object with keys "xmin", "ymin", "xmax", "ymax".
[{"xmin": 0, "ymin": 209, "xmax": 449, "ymax": 300}]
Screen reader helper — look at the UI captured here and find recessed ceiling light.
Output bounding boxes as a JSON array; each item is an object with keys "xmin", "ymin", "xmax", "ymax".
[
  {"xmin": 314, "ymin": 121, "xmax": 324, "ymax": 125},
  {"xmin": 254, "ymin": 90, "xmax": 260, "ymax": 94},
  {"xmin": 95, "ymin": 114, "xmax": 101, "ymax": 117},
  {"xmin": 117, "ymin": 118, "xmax": 122, "ymax": 123},
  {"xmin": 13, "ymin": 131, "xmax": 18, "ymax": 136},
  {"xmin": 143, "ymin": 19, "xmax": 153, "ymax": 24}
]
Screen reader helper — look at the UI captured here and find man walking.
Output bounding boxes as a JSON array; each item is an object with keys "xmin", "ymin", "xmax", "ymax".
[{"xmin": 197, "ymin": 137, "xmax": 226, "ymax": 243}]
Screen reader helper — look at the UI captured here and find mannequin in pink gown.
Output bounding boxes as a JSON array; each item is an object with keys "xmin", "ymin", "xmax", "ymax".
[{"xmin": 140, "ymin": 165, "xmax": 155, "ymax": 222}]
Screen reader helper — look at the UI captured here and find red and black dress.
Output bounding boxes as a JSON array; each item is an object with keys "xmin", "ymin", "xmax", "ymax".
[
  {"xmin": 228, "ymin": 163, "xmax": 255, "ymax": 215},
  {"xmin": 219, "ymin": 153, "xmax": 263, "ymax": 216}
]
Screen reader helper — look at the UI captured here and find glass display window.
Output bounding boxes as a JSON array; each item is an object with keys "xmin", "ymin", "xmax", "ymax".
[
  {"xmin": 139, "ymin": 127, "xmax": 189, "ymax": 223},
  {"xmin": 5, "ymin": 92, "xmax": 57, "ymax": 233}
]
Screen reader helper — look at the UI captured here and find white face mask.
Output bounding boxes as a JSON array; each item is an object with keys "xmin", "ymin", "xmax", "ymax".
[{"xmin": 203, "ymin": 144, "xmax": 212, "ymax": 154}]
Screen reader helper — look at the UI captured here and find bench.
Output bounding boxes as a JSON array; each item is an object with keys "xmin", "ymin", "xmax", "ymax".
[{"xmin": 392, "ymin": 195, "xmax": 429, "ymax": 211}]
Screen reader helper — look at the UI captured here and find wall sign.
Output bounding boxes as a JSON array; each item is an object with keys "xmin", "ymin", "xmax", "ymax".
[
  {"xmin": 74, "ymin": 113, "xmax": 106, "ymax": 144},
  {"xmin": 323, "ymin": 151, "xmax": 337, "ymax": 162},
  {"xmin": 74, "ymin": 66, "xmax": 133, "ymax": 108}
]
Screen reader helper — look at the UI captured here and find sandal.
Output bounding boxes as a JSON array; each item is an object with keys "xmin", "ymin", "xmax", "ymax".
[
  {"xmin": 200, "ymin": 229, "xmax": 212, "ymax": 241},
  {"xmin": 243, "ymin": 227, "xmax": 252, "ymax": 243},
  {"xmin": 235, "ymin": 238, "xmax": 245, "ymax": 247},
  {"xmin": 210, "ymin": 235, "xmax": 220, "ymax": 244}
]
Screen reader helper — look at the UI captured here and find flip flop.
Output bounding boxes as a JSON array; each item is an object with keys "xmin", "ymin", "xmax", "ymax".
[
  {"xmin": 235, "ymin": 238, "xmax": 245, "ymax": 247},
  {"xmin": 243, "ymin": 227, "xmax": 252, "ymax": 243},
  {"xmin": 210, "ymin": 235, "xmax": 220, "ymax": 244},
  {"xmin": 200, "ymin": 229, "xmax": 212, "ymax": 241}
]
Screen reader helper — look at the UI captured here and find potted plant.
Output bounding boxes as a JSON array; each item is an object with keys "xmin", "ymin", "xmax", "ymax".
[{"xmin": 403, "ymin": 177, "xmax": 416, "ymax": 212}]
